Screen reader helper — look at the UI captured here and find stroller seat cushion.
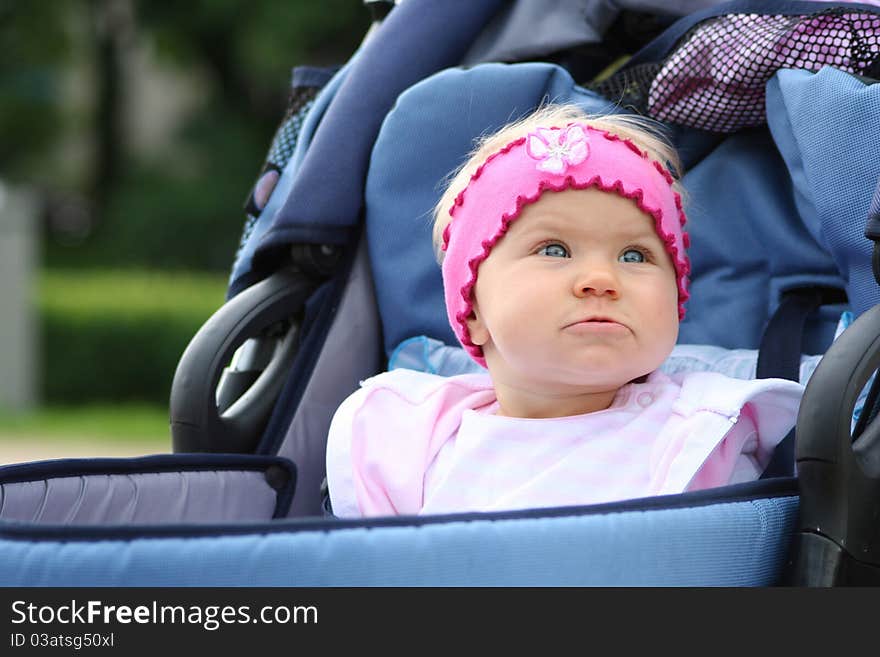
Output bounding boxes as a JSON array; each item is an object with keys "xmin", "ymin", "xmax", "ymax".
[{"xmin": 326, "ymin": 367, "xmax": 802, "ymax": 517}]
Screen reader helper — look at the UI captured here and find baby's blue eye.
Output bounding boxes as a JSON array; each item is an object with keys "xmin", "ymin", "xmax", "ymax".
[
  {"xmin": 538, "ymin": 243, "xmax": 569, "ymax": 258},
  {"xmin": 619, "ymin": 248, "xmax": 646, "ymax": 263}
]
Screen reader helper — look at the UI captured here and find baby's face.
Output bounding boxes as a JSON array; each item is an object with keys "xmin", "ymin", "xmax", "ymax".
[{"xmin": 468, "ymin": 187, "xmax": 680, "ymax": 395}]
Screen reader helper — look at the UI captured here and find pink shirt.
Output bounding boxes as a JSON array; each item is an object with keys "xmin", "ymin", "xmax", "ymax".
[{"xmin": 326, "ymin": 369, "xmax": 803, "ymax": 518}]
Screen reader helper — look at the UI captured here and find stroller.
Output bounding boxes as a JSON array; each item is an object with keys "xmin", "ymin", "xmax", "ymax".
[{"xmin": 2, "ymin": 0, "xmax": 880, "ymax": 586}]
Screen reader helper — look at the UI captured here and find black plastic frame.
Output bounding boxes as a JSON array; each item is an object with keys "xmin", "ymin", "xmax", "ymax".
[
  {"xmin": 170, "ymin": 268, "xmax": 315, "ymax": 454},
  {"xmin": 789, "ymin": 303, "xmax": 880, "ymax": 584}
]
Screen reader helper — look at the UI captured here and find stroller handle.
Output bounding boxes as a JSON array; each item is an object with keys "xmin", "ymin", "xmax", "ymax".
[
  {"xmin": 170, "ymin": 268, "xmax": 315, "ymax": 454},
  {"xmin": 790, "ymin": 301, "xmax": 880, "ymax": 585}
]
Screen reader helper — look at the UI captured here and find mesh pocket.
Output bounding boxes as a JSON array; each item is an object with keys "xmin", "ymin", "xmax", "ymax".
[
  {"xmin": 592, "ymin": 8, "xmax": 880, "ymax": 133},
  {"xmin": 236, "ymin": 67, "xmax": 336, "ymax": 262}
]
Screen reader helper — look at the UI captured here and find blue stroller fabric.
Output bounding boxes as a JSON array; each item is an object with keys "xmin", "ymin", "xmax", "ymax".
[
  {"xmin": 249, "ymin": 0, "xmax": 506, "ymax": 277},
  {"xmin": 365, "ymin": 62, "xmax": 848, "ymax": 361},
  {"xmin": 228, "ymin": 63, "xmax": 352, "ymax": 298},
  {"xmin": 766, "ymin": 66, "xmax": 880, "ymax": 318},
  {"xmin": 0, "ymin": 482, "xmax": 796, "ymax": 586}
]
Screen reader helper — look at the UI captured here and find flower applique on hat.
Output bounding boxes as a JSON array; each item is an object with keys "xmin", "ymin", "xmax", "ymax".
[{"xmin": 525, "ymin": 124, "xmax": 590, "ymax": 174}]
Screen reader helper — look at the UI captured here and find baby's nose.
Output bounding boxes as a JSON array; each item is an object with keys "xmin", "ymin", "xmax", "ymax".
[{"xmin": 573, "ymin": 263, "xmax": 620, "ymax": 298}]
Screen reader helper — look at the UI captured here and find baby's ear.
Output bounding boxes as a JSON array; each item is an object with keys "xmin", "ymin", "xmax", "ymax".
[{"xmin": 466, "ymin": 303, "xmax": 489, "ymax": 347}]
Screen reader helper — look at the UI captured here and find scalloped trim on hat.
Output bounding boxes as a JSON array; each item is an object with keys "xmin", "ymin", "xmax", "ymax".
[{"xmin": 445, "ymin": 128, "xmax": 690, "ymax": 363}]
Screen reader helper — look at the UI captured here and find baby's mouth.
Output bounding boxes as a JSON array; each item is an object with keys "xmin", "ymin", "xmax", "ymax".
[
  {"xmin": 568, "ymin": 315, "xmax": 621, "ymax": 325},
  {"xmin": 563, "ymin": 316, "xmax": 630, "ymax": 334}
]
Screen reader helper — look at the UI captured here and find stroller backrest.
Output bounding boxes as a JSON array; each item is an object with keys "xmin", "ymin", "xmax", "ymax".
[{"xmin": 364, "ymin": 7, "xmax": 880, "ymax": 366}]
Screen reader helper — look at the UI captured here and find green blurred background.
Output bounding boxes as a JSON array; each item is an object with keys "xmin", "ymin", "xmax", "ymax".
[{"xmin": 0, "ymin": 0, "xmax": 370, "ymax": 457}]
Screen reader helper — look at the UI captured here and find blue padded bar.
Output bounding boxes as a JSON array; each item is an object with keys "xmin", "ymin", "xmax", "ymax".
[
  {"xmin": 252, "ymin": 0, "xmax": 505, "ymax": 273},
  {"xmin": 0, "ymin": 485, "xmax": 797, "ymax": 586}
]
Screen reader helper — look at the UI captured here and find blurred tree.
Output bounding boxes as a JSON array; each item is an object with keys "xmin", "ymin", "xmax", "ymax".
[
  {"xmin": 0, "ymin": 1, "xmax": 73, "ymax": 182},
  {"xmin": 136, "ymin": 0, "xmax": 366, "ymax": 126},
  {"xmin": 88, "ymin": 0, "xmax": 131, "ymax": 220},
  {"xmin": 4, "ymin": 0, "xmax": 370, "ymax": 272}
]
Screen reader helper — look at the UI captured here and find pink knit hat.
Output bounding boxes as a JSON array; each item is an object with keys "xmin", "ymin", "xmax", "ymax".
[{"xmin": 441, "ymin": 122, "xmax": 690, "ymax": 368}]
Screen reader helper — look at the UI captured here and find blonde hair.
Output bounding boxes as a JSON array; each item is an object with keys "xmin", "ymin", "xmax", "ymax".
[{"xmin": 431, "ymin": 104, "xmax": 685, "ymax": 263}]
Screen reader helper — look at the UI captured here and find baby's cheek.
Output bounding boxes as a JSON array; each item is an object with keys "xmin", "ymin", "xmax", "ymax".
[
  {"xmin": 667, "ymin": 314, "xmax": 680, "ymax": 345},
  {"xmin": 642, "ymin": 310, "xmax": 679, "ymax": 371}
]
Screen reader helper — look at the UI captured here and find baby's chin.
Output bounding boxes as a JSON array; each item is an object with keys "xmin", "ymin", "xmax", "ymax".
[
  {"xmin": 484, "ymin": 349, "xmax": 665, "ymax": 391},
  {"xmin": 550, "ymin": 360, "xmax": 659, "ymax": 387},
  {"xmin": 526, "ymin": 370, "xmax": 653, "ymax": 395}
]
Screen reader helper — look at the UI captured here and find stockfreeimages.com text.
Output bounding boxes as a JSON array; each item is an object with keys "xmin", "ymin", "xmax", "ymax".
[{"xmin": 11, "ymin": 600, "xmax": 317, "ymax": 631}]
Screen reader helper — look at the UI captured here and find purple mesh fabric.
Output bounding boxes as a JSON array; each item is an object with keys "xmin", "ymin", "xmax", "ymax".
[{"xmin": 594, "ymin": 9, "xmax": 880, "ymax": 132}]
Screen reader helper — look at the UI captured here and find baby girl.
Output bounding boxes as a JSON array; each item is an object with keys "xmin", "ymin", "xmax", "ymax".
[{"xmin": 326, "ymin": 104, "xmax": 804, "ymax": 517}]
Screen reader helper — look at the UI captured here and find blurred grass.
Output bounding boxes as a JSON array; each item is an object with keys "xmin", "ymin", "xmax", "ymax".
[
  {"xmin": 0, "ymin": 268, "xmax": 227, "ymax": 446},
  {"xmin": 0, "ymin": 403, "xmax": 170, "ymax": 443},
  {"xmin": 41, "ymin": 268, "xmax": 228, "ymax": 320},
  {"xmin": 39, "ymin": 268, "xmax": 228, "ymax": 404}
]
